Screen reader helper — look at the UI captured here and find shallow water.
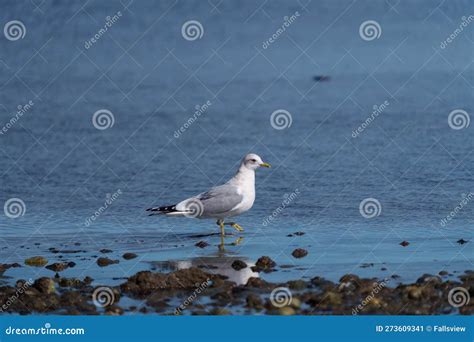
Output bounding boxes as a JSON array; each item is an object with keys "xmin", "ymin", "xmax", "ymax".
[{"xmin": 0, "ymin": 0, "xmax": 473, "ymax": 295}]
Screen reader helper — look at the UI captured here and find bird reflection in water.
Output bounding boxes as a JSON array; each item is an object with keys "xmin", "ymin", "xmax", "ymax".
[{"xmin": 151, "ymin": 246, "xmax": 258, "ymax": 286}]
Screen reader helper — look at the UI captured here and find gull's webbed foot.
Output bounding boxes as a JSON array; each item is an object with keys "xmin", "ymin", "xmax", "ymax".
[{"xmin": 226, "ymin": 222, "xmax": 244, "ymax": 232}]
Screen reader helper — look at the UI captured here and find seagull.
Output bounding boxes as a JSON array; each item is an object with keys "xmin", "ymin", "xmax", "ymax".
[{"xmin": 146, "ymin": 153, "xmax": 271, "ymax": 236}]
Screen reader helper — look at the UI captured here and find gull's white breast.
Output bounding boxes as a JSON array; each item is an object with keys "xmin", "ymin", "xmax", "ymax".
[{"xmin": 227, "ymin": 174, "xmax": 255, "ymax": 217}]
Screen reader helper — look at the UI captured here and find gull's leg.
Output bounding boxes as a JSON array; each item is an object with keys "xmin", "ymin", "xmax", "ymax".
[
  {"xmin": 219, "ymin": 235, "xmax": 225, "ymax": 252},
  {"xmin": 216, "ymin": 219, "xmax": 225, "ymax": 236},
  {"xmin": 225, "ymin": 222, "xmax": 244, "ymax": 232}
]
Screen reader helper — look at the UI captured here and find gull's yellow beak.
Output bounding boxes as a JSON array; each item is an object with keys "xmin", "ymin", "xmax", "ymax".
[{"xmin": 259, "ymin": 162, "xmax": 271, "ymax": 168}]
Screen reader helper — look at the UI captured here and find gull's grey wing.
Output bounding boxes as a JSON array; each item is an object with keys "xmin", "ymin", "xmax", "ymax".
[{"xmin": 197, "ymin": 184, "xmax": 243, "ymax": 216}]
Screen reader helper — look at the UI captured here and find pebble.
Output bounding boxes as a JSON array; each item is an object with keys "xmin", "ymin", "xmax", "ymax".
[
  {"xmin": 195, "ymin": 241, "xmax": 209, "ymax": 248},
  {"xmin": 45, "ymin": 262, "xmax": 75, "ymax": 272},
  {"xmin": 122, "ymin": 253, "xmax": 137, "ymax": 260},
  {"xmin": 97, "ymin": 257, "xmax": 119, "ymax": 267},
  {"xmin": 25, "ymin": 256, "xmax": 48, "ymax": 267},
  {"xmin": 255, "ymin": 256, "xmax": 276, "ymax": 269},
  {"xmin": 292, "ymin": 248, "xmax": 308, "ymax": 258},
  {"xmin": 313, "ymin": 75, "xmax": 331, "ymax": 82},
  {"xmin": 278, "ymin": 307, "xmax": 296, "ymax": 315},
  {"xmin": 231, "ymin": 260, "xmax": 247, "ymax": 271}
]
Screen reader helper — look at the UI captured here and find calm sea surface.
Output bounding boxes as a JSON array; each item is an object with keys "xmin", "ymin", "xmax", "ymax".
[{"xmin": 0, "ymin": 0, "xmax": 472, "ymax": 287}]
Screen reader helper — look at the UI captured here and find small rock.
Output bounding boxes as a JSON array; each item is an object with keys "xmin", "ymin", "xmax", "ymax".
[
  {"xmin": 406, "ymin": 285, "xmax": 422, "ymax": 299},
  {"xmin": 439, "ymin": 270, "xmax": 448, "ymax": 276},
  {"xmin": 122, "ymin": 253, "xmax": 137, "ymax": 260},
  {"xmin": 231, "ymin": 260, "xmax": 247, "ymax": 271},
  {"xmin": 210, "ymin": 308, "xmax": 230, "ymax": 315},
  {"xmin": 245, "ymin": 277, "xmax": 272, "ymax": 289},
  {"xmin": 58, "ymin": 278, "xmax": 82, "ymax": 288},
  {"xmin": 278, "ymin": 306, "xmax": 296, "ymax": 315},
  {"xmin": 45, "ymin": 262, "xmax": 71, "ymax": 272},
  {"xmin": 322, "ymin": 291, "xmax": 342, "ymax": 305},
  {"xmin": 33, "ymin": 277, "xmax": 56, "ymax": 294},
  {"xmin": 100, "ymin": 249, "xmax": 113, "ymax": 253},
  {"xmin": 25, "ymin": 256, "xmax": 48, "ymax": 267},
  {"xmin": 340, "ymin": 274, "xmax": 361, "ymax": 283},
  {"xmin": 195, "ymin": 241, "xmax": 209, "ymax": 248},
  {"xmin": 291, "ymin": 248, "xmax": 308, "ymax": 258},
  {"xmin": 255, "ymin": 256, "xmax": 276, "ymax": 269},
  {"xmin": 416, "ymin": 274, "xmax": 441, "ymax": 284},
  {"xmin": 294, "ymin": 232, "xmax": 305, "ymax": 236},
  {"xmin": 287, "ymin": 280, "xmax": 307, "ymax": 290},
  {"xmin": 313, "ymin": 75, "xmax": 331, "ymax": 82},
  {"xmin": 290, "ymin": 297, "xmax": 301, "ymax": 309},
  {"xmin": 246, "ymin": 294, "xmax": 263, "ymax": 309},
  {"xmin": 339, "ymin": 274, "xmax": 361, "ymax": 290},
  {"xmin": 400, "ymin": 241, "xmax": 410, "ymax": 247},
  {"xmin": 105, "ymin": 306, "xmax": 124, "ymax": 316},
  {"xmin": 457, "ymin": 239, "xmax": 468, "ymax": 245},
  {"xmin": 97, "ymin": 257, "xmax": 119, "ymax": 267},
  {"xmin": 310, "ymin": 276, "xmax": 332, "ymax": 288}
]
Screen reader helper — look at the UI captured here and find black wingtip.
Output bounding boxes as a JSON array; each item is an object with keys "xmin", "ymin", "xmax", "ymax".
[{"xmin": 146, "ymin": 205, "xmax": 177, "ymax": 213}]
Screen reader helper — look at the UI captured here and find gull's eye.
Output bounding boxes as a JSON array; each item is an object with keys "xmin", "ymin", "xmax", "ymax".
[{"xmin": 250, "ymin": 159, "xmax": 257, "ymax": 162}]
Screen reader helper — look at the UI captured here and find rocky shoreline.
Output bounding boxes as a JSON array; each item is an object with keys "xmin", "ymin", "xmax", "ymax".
[{"xmin": 0, "ymin": 260, "xmax": 472, "ymax": 315}]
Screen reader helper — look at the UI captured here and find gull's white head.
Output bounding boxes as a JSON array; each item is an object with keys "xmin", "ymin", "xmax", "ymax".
[{"xmin": 241, "ymin": 153, "xmax": 271, "ymax": 171}]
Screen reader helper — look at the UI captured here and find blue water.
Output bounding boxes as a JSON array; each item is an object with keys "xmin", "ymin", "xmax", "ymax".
[{"xmin": 0, "ymin": 0, "xmax": 473, "ymax": 288}]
